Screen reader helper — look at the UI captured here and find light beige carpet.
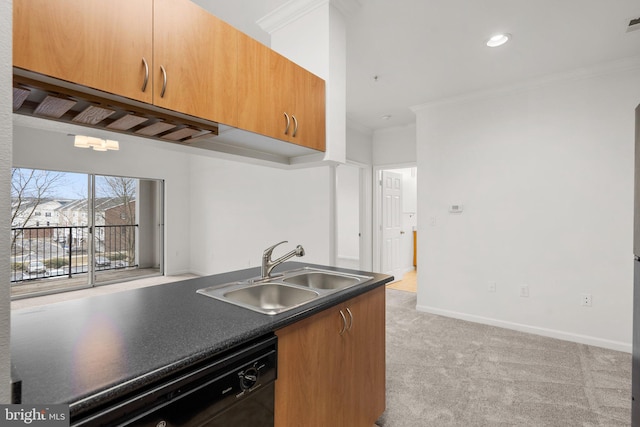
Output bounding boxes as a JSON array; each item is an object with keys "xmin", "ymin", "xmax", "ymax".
[{"xmin": 377, "ymin": 289, "xmax": 631, "ymax": 426}]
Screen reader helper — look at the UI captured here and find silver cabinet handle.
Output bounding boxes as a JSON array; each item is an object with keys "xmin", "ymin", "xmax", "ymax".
[
  {"xmin": 339, "ymin": 310, "xmax": 347, "ymax": 335},
  {"xmin": 284, "ymin": 112, "xmax": 290, "ymax": 135},
  {"xmin": 141, "ymin": 57, "xmax": 149, "ymax": 92},
  {"xmin": 160, "ymin": 65, "xmax": 167, "ymax": 98},
  {"xmin": 346, "ymin": 307, "xmax": 353, "ymax": 331},
  {"xmin": 292, "ymin": 115, "xmax": 298, "ymax": 137}
]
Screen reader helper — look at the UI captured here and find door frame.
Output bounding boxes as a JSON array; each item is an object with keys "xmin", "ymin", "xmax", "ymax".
[{"xmin": 373, "ymin": 162, "xmax": 417, "ymax": 275}]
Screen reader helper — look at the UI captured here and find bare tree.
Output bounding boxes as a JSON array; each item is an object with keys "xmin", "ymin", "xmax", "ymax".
[
  {"xmin": 11, "ymin": 168, "xmax": 64, "ymax": 247},
  {"xmin": 97, "ymin": 176, "xmax": 137, "ymax": 265}
]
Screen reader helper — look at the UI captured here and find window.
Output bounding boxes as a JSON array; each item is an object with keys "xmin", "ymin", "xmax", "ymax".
[{"xmin": 10, "ymin": 168, "xmax": 164, "ymax": 298}]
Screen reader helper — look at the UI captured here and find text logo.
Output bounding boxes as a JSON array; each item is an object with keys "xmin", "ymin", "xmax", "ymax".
[{"xmin": 1, "ymin": 405, "xmax": 69, "ymax": 427}]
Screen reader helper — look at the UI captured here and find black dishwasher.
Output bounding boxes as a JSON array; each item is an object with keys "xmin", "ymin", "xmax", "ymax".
[{"xmin": 72, "ymin": 335, "xmax": 277, "ymax": 427}]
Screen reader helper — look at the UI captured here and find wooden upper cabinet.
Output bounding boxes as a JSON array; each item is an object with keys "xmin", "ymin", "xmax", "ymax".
[
  {"xmin": 292, "ymin": 68, "xmax": 326, "ymax": 152},
  {"xmin": 153, "ymin": 0, "xmax": 238, "ymax": 126},
  {"xmin": 238, "ymin": 33, "xmax": 326, "ymax": 151},
  {"xmin": 14, "ymin": 0, "xmax": 325, "ymax": 153},
  {"xmin": 13, "ymin": 0, "xmax": 154, "ymax": 104},
  {"xmin": 238, "ymin": 34, "xmax": 292, "ymax": 143}
]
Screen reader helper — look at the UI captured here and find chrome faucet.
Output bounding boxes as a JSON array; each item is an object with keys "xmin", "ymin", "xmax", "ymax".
[{"xmin": 261, "ymin": 241, "xmax": 305, "ymax": 279}]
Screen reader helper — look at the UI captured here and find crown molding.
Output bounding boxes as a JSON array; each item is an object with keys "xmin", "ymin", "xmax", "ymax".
[
  {"xmin": 373, "ymin": 122, "xmax": 416, "ymax": 136},
  {"xmin": 257, "ymin": 0, "xmax": 361, "ymax": 34},
  {"xmin": 411, "ymin": 56, "xmax": 640, "ymax": 113},
  {"xmin": 332, "ymin": 0, "xmax": 362, "ymax": 18}
]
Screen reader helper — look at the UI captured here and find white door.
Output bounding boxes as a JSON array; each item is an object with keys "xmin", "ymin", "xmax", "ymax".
[{"xmin": 381, "ymin": 171, "xmax": 403, "ymax": 277}]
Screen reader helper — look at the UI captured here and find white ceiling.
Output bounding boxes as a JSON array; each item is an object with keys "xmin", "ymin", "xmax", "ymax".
[{"xmin": 196, "ymin": 0, "xmax": 640, "ymax": 132}]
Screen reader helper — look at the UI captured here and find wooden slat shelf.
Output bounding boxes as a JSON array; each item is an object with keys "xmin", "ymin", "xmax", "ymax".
[
  {"xmin": 12, "ymin": 74, "xmax": 219, "ymax": 145},
  {"xmin": 135, "ymin": 121, "xmax": 176, "ymax": 136},
  {"xmin": 13, "ymin": 86, "xmax": 30, "ymax": 110},
  {"xmin": 72, "ymin": 105, "xmax": 116, "ymax": 125},
  {"xmin": 106, "ymin": 113, "xmax": 149, "ymax": 131},
  {"xmin": 33, "ymin": 95, "xmax": 76, "ymax": 118}
]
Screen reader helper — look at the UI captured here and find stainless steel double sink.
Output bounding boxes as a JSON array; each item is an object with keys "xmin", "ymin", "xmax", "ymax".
[{"xmin": 196, "ymin": 267, "xmax": 373, "ymax": 315}]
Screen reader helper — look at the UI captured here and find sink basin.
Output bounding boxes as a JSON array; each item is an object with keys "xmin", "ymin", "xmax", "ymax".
[
  {"xmin": 224, "ymin": 283, "xmax": 318, "ymax": 315},
  {"xmin": 198, "ymin": 283, "xmax": 319, "ymax": 315},
  {"xmin": 282, "ymin": 269, "xmax": 370, "ymax": 290},
  {"xmin": 197, "ymin": 268, "xmax": 373, "ymax": 315}
]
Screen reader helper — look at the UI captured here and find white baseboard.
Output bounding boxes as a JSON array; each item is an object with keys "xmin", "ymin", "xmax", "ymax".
[
  {"xmin": 415, "ymin": 304, "xmax": 631, "ymax": 353},
  {"xmin": 167, "ymin": 269, "xmax": 195, "ymax": 276}
]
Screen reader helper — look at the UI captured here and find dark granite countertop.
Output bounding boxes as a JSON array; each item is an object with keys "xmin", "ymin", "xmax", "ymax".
[{"xmin": 10, "ymin": 262, "xmax": 392, "ymax": 418}]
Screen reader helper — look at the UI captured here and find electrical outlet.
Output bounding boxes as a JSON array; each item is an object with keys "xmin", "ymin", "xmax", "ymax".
[
  {"xmin": 520, "ymin": 285, "xmax": 529, "ymax": 298},
  {"xmin": 488, "ymin": 281, "xmax": 496, "ymax": 292},
  {"xmin": 581, "ymin": 293, "xmax": 592, "ymax": 307}
]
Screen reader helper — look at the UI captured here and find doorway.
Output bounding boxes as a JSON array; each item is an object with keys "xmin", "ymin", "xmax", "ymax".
[
  {"xmin": 335, "ymin": 162, "xmax": 372, "ymax": 271},
  {"xmin": 373, "ymin": 165, "xmax": 417, "ymax": 282}
]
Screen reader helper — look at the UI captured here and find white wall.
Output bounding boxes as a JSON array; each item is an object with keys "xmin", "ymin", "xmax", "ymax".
[
  {"xmin": 335, "ymin": 164, "xmax": 360, "ymax": 266},
  {"xmin": 188, "ymin": 156, "xmax": 332, "ymax": 274},
  {"xmin": 0, "ymin": 0, "xmax": 11, "ymax": 403},
  {"xmin": 12, "ymin": 122, "xmax": 193, "ymax": 275},
  {"xmin": 12, "ymin": 121, "xmax": 336, "ymax": 278},
  {"xmin": 346, "ymin": 124, "xmax": 373, "ymax": 165},
  {"xmin": 372, "ymin": 124, "xmax": 416, "ymax": 166},
  {"xmin": 415, "ymin": 62, "xmax": 640, "ymax": 351}
]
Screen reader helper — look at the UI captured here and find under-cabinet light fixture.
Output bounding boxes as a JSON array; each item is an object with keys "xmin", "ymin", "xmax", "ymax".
[{"xmin": 74, "ymin": 135, "xmax": 119, "ymax": 151}]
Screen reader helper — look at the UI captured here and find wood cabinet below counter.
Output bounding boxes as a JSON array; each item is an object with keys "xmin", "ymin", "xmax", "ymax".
[{"xmin": 274, "ymin": 286, "xmax": 385, "ymax": 426}]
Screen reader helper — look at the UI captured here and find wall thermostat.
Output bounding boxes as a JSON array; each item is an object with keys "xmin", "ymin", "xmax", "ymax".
[{"xmin": 449, "ymin": 204, "xmax": 463, "ymax": 213}]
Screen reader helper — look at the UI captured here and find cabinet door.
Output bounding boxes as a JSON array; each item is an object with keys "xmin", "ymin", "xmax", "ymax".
[
  {"xmin": 345, "ymin": 287, "xmax": 386, "ymax": 426},
  {"xmin": 238, "ymin": 34, "xmax": 294, "ymax": 143},
  {"xmin": 13, "ymin": 0, "xmax": 153, "ymax": 104},
  {"xmin": 275, "ymin": 306, "xmax": 346, "ymax": 426},
  {"xmin": 290, "ymin": 67, "xmax": 326, "ymax": 152},
  {"xmin": 153, "ymin": 0, "xmax": 238, "ymax": 126}
]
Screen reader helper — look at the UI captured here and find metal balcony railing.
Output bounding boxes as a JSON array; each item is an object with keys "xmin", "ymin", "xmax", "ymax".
[{"xmin": 10, "ymin": 224, "xmax": 138, "ymax": 283}]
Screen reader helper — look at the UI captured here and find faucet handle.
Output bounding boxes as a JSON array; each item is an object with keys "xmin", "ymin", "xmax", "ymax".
[{"xmin": 264, "ymin": 241, "xmax": 288, "ymax": 258}]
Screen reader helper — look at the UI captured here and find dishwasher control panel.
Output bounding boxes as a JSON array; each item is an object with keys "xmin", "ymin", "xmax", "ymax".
[{"xmin": 72, "ymin": 335, "xmax": 278, "ymax": 427}]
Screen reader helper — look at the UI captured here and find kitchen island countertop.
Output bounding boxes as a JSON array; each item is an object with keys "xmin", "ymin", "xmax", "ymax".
[{"xmin": 10, "ymin": 262, "xmax": 392, "ymax": 419}]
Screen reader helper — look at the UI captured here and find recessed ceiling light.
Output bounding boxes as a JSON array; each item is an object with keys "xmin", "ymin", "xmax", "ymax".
[{"xmin": 486, "ymin": 33, "xmax": 511, "ymax": 47}]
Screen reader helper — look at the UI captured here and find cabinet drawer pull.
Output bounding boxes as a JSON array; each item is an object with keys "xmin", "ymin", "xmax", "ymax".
[
  {"xmin": 284, "ymin": 112, "xmax": 290, "ymax": 135},
  {"xmin": 160, "ymin": 65, "xmax": 167, "ymax": 98},
  {"xmin": 292, "ymin": 115, "xmax": 298, "ymax": 137},
  {"xmin": 141, "ymin": 57, "xmax": 149, "ymax": 92},
  {"xmin": 339, "ymin": 310, "xmax": 347, "ymax": 335},
  {"xmin": 346, "ymin": 307, "xmax": 353, "ymax": 331}
]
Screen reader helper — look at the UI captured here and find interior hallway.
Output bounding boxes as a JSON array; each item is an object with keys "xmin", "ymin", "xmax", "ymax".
[{"xmin": 386, "ymin": 268, "xmax": 417, "ymax": 293}]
